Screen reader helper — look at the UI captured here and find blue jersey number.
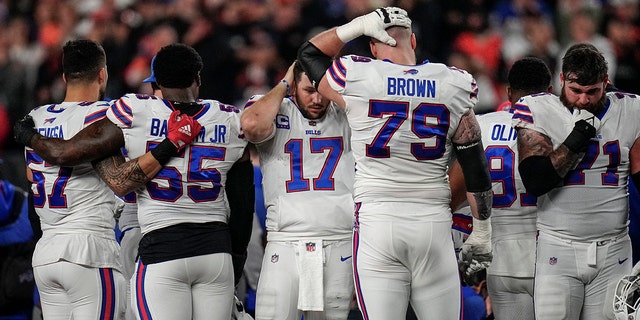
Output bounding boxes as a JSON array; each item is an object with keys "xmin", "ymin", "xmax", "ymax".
[
  {"xmin": 484, "ymin": 145, "xmax": 536, "ymax": 207},
  {"xmin": 284, "ymin": 137, "xmax": 344, "ymax": 192},
  {"xmin": 146, "ymin": 143, "xmax": 224, "ymax": 202},
  {"xmin": 565, "ymin": 140, "xmax": 621, "ymax": 186},
  {"xmin": 26, "ymin": 150, "xmax": 72, "ymax": 208},
  {"xmin": 366, "ymin": 100, "xmax": 449, "ymax": 160}
]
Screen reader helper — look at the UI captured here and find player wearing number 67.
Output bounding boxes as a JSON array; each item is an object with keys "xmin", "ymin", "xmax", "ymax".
[
  {"xmin": 512, "ymin": 43, "xmax": 640, "ymax": 319},
  {"xmin": 297, "ymin": 7, "xmax": 492, "ymax": 320},
  {"xmin": 241, "ymin": 61, "xmax": 354, "ymax": 320}
]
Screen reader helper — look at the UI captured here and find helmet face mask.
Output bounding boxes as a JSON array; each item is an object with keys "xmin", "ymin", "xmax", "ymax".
[{"xmin": 614, "ymin": 275, "xmax": 640, "ymax": 320}]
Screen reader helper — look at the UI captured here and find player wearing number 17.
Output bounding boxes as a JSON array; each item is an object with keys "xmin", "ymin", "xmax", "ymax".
[
  {"xmin": 297, "ymin": 7, "xmax": 492, "ymax": 320},
  {"xmin": 512, "ymin": 43, "xmax": 640, "ymax": 319},
  {"xmin": 241, "ymin": 61, "xmax": 354, "ymax": 320}
]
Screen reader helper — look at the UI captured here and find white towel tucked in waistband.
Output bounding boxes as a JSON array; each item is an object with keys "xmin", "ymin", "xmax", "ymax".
[{"xmin": 297, "ymin": 239, "xmax": 324, "ymax": 311}]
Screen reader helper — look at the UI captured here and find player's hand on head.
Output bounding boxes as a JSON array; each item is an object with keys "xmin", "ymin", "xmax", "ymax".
[
  {"xmin": 364, "ymin": 7, "xmax": 411, "ymax": 46},
  {"xmin": 336, "ymin": 6, "xmax": 411, "ymax": 46},
  {"xmin": 166, "ymin": 110, "xmax": 202, "ymax": 150},
  {"xmin": 14, "ymin": 114, "xmax": 37, "ymax": 147}
]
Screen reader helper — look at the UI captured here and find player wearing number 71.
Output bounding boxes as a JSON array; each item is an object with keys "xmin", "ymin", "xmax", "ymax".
[
  {"xmin": 297, "ymin": 7, "xmax": 492, "ymax": 320},
  {"xmin": 512, "ymin": 43, "xmax": 640, "ymax": 319}
]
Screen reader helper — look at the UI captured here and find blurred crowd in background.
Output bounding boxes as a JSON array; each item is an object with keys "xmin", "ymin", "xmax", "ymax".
[{"xmin": 0, "ymin": 0, "xmax": 639, "ymax": 186}]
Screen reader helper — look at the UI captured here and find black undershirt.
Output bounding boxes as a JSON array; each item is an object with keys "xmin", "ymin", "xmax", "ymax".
[{"xmin": 138, "ymin": 221, "xmax": 232, "ymax": 264}]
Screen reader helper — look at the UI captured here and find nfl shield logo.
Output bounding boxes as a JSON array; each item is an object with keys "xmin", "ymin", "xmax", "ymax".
[
  {"xmin": 549, "ymin": 257, "xmax": 558, "ymax": 265},
  {"xmin": 306, "ymin": 242, "xmax": 316, "ymax": 252},
  {"xmin": 271, "ymin": 254, "xmax": 279, "ymax": 263}
]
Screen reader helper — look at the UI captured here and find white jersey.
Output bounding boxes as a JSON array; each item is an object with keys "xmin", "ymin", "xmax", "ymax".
[
  {"xmin": 107, "ymin": 94, "xmax": 248, "ymax": 234},
  {"xmin": 326, "ymin": 56, "xmax": 477, "ymax": 212},
  {"xmin": 26, "ymin": 101, "xmax": 120, "ymax": 269},
  {"xmin": 478, "ymin": 110, "xmax": 537, "ymax": 277},
  {"xmin": 512, "ymin": 92, "xmax": 640, "ymax": 241},
  {"xmin": 245, "ymin": 95, "xmax": 354, "ymax": 241}
]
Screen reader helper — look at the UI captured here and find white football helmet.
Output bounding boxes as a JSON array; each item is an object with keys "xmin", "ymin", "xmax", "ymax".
[{"xmin": 613, "ymin": 262, "xmax": 640, "ymax": 320}]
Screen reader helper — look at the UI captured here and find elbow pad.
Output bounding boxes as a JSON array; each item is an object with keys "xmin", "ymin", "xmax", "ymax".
[
  {"xmin": 519, "ymin": 155, "xmax": 562, "ymax": 197},
  {"xmin": 297, "ymin": 41, "xmax": 332, "ymax": 90},
  {"xmin": 454, "ymin": 141, "xmax": 492, "ymax": 193}
]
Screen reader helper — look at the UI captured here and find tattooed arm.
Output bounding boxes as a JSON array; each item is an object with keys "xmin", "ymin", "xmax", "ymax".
[
  {"xmin": 517, "ymin": 128, "xmax": 583, "ymax": 196},
  {"xmin": 30, "ymin": 118, "xmax": 125, "ymax": 166},
  {"xmin": 92, "ymin": 152, "xmax": 163, "ymax": 196},
  {"xmin": 452, "ymin": 110, "xmax": 492, "ymax": 220}
]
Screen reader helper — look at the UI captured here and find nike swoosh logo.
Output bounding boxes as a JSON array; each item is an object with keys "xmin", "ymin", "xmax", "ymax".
[
  {"xmin": 340, "ymin": 255, "xmax": 352, "ymax": 262},
  {"xmin": 619, "ymin": 258, "xmax": 629, "ymax": 264}
]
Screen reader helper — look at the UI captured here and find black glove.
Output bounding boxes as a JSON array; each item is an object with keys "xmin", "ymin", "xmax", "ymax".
[
  {"xmin": 14, "ymin": 115, "xmax": 37, "ymax": 147},
  {"xmin": 562, "ymin": 119, "xmax": 596, "ymax": 153},
  {"xmin": 231, "ymin": 251, "xmax": 247, "ymax": 287}
]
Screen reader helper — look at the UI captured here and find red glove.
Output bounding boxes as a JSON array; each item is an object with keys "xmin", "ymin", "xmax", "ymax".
[{"xmin": 166, "ymin": 110, "xmax": 202, "ymax": 150}]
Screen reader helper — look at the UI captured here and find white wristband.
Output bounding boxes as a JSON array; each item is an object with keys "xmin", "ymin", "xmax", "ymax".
[
  {"xmin": 468, "ymin": 217, "xmax": 491, "ymax": 243},
  {"xmin": 335, "ymin": 18, "xmax": 363, "ymax": 43}
]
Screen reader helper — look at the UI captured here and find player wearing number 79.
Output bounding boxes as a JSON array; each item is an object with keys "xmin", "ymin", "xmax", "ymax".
[
  {"xmin": 297, "ymin": 7, "xmax": 492, "ymax": 320},
  {"xmin": 241, "ymin": 61, "xmax": 354, "ymax": 320},
  {"xmin": 513, "ymin": 44, "xmax": 640, "ymax": 319}
]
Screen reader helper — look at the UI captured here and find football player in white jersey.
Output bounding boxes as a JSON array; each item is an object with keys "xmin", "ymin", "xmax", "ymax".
[
  {"xmin": 15, "ymin": 44, "xmax": 254, "ymax": 320},
  {"xmin": 450, "ymin": 57, "xmax": 553, "ymax": 320},
  {"xmin": 513, "ymin": 43, "xmax": 640, "ymax": 319},
  {"xmin": 297, "ymin": 7, "xmax": 493, "ymax": 319},
  {"xmin": 240, "ymin": 61, "xmax": 355, "ymax": 320},
  {"xmin": 22, "ymin": 39, "xmax": 127, "ymax": 320}
]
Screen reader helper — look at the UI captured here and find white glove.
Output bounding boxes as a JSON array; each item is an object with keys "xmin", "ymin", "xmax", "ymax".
[
  {"xmin": 113, "ymin": 196, "xmax": 125, "ymax": 220},
  {"xmin": 459, "ymin": 217, "xmax": 492, "ymax": 282},
  {"xmin": 571, "ymin": 108, "xmax": 601, "ymax": 133},
  {"xmin": 336, "ymin": 7, "xmax": 412, "ymax": 46}
]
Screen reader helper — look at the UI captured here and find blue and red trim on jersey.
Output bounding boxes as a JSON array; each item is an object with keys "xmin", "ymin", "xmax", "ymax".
[
  {"xmin": 328, "ymin": 59, "xmax": 347, "ymax": 89},
  {"xmin": 84, "ymin": 109, "xmax": 107, "ymax": 125},
  {"xmin": 512, "ymin": 103, "xmax": 534, "ymax": 124},
  {"xmin": 111, "ymin": 99, "xmax": 134, "ymax": 127}
]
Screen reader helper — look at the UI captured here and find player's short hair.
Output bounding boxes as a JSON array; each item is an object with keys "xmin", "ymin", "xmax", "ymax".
[
  {"xmin": 62, "ymin": 40, "xmax": 106, "ymax": 83},
  {"xmin": 508, "ymin": 57, "xmax": 551, "ymax": 94},
  {"xmin": 154, "ymin": 43, "xmax": 203, "ymax": 89},
  {"xmin": 293, "ymin": 60, "xmax": 305, "ymax": 83},
  {"xmin": 562, "ymin": 43, "xmax": 608, "ymax": 86}
]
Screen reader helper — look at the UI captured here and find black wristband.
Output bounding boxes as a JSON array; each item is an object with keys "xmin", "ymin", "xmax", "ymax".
[
  {"xmin": 562, "ymin": 120, "xmax": 596, "ymax": 153},
  {"xmin": 150, "ymin": 138, "xmax": 178, "ymax": 165}
]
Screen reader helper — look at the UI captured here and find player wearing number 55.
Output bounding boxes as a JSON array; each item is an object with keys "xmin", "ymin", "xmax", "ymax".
[
  {"xmin": 297, "ymin": 7, "xmax": 492, "ymax": 320},
  {"xmin": 14, "ymin": 43, "xmax": 253, "ymax": 320}
]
